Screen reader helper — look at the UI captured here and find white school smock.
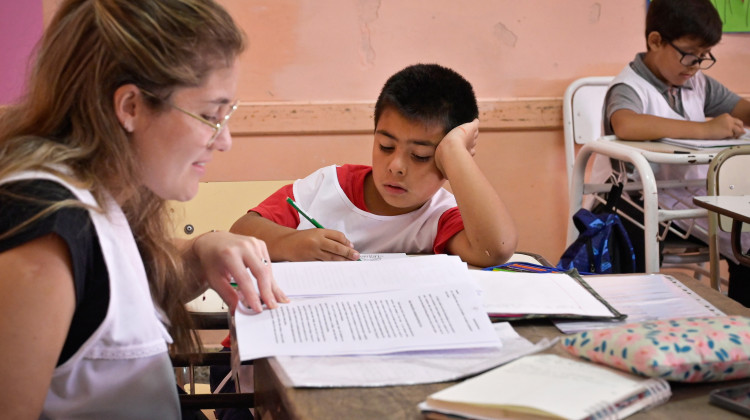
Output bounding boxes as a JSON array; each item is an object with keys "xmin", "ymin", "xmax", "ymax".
[
  {"xmin": 611, "ymin": 67, "xmax": 747, "ymax": 260},
  {"xmin": 1, "ymin": 170, "xmax": 180, "ymax": 420},
  {"xmin": 611, "ymin": 64, "xmax": 708, "ymax": 192},
  {"xmin": 292, "ymin": 165, "xmax": 457, "ymax": 254}
]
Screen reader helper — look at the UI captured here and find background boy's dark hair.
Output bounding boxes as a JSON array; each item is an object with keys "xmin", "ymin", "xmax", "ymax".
[
  {"xmin": 645, "ymin": 0, "xmax": 722, "ymax": 47},
  {"xmin": 373, "ymin": 63, "xmax": 479, "ymax": 135}
]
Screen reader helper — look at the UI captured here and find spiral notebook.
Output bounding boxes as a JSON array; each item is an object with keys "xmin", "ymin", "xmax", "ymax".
[
  {"xmin": 553, "ymin": 274, "xmax": 724, "ymax": 334},
  {"xmin": 419, "ymin": 354, "xmax": 671, "ymax": 420}
]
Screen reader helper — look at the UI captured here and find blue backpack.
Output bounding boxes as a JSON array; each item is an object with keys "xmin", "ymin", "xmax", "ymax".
[{"xmin": 557, "ymin": 184, "xmax": 636, "ymax": 274}]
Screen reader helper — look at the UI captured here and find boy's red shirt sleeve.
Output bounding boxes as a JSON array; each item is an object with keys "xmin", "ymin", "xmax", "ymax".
[
  {"xmin": 249, "ymin": 184, "xmax": 300, "ymax": 227},
  {"xmin": 434, "ymin": 207, "xmax": 464, "ymax": 254}
]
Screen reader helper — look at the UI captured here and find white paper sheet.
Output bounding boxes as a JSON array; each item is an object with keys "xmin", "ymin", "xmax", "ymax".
[
  {"xmin": 471, "ymin": 270, "xmax": 615, "ymax": 317},
  {"xmin": 235, "ymin": 282, "xmax": 499, "ymax": 360},
  {"xmin": 270, "ymin": 254, "xmax": 470, "ymax": 298},
  {"xmin": 273, "ymin": 322, "xmax": 554, "ymax": 387},
  {"xmin": 554, "ymin": 274, "xmax": 724, "ymax": 334}
]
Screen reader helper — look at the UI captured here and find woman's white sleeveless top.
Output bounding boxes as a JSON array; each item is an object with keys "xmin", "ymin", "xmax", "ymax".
[{"xmin": 1, "ymin": 170, "xmax": 179, "ymax": 419}]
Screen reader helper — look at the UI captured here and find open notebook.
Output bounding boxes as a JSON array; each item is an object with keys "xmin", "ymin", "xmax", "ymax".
[
  {"xmin": 419, "ymin": 354, "xmax": 671, "ymax": 420},
  {"xmin": 471, "ymin": 270, "xmax": 625, "ymax": 321}
]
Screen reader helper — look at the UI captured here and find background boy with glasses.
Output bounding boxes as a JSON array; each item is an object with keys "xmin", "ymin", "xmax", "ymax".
[{"xmin": 602, "ymin": 0, "xmax": 750, "ymax": 304}]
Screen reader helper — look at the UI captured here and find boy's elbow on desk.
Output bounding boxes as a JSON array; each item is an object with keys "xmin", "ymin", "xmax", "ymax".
[
  {"xmin": 489, "ymin": 237, "xmax": 519, "ymax": 266},
  {"xmin": 463, "ymin": 244, "xmax": 517, "ymax": 268},
  {"xmin": 449, "ymin": 232, "xmax": 518, "ymax": 268}
]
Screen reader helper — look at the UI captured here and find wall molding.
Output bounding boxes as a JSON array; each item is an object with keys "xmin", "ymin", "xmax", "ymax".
[
  {"xmin": 230, "ymin": 98, "xmax": 564, "ymax": 136},
  {"xmin": 4, "ymin": 94, "xmax": 749, "ymax": 136}
]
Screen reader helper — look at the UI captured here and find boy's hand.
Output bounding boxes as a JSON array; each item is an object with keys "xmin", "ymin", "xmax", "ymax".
[
  {"xmin": 704, "ymin": 113, "xmax": 746, "ymax": 139},
  {"xmin": 282, "ymin": 229, "xmax": 360, "ymax": 261},
  {"xmin": 435, "ymin": 119, "xmax": 480, "ymax": 176}
]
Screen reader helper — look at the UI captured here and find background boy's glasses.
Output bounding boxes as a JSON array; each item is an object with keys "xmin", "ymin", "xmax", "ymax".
[
  {"xmin": 668, "ymin": 42, "xmax": 716, "ymax": 70},
  {"xmin": 140, "ymin": 89, "xmax": 238, "ymax": 148}
]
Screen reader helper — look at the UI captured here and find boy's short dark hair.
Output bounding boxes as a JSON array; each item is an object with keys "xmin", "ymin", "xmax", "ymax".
[
  {"xmin": 645, "ymin": 0, "xmax": 722, "ymax": 47},
  {"xmin": 374, "ymin": 64, "xmax": 479, "ymax": 135}
]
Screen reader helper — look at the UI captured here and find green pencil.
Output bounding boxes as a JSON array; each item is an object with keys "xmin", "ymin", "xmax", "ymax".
[{"xmin": 286, "ymin": 197, "xmax": 325, "ymax": 228}]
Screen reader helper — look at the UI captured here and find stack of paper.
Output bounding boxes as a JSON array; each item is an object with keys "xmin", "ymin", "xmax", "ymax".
[{"xmin": 234, "ymin": 255, "xmax": 501, "ymax": 361}]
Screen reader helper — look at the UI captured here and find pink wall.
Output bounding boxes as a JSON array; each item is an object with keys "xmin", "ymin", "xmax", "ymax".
[
  {"xmin": 0, "ymin": 1, "xmax": 43, "ymax": 104},
  {"xmin": 229, "ymin": 0, "xmax": 749, "ymax": 101}
]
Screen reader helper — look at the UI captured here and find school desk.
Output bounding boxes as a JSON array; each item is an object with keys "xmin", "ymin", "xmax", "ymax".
[
  {"xmin": 694, "ymin": 195, "xmax": 750, "ymax": 266},
  {"xmin": 569, "ymin": 137, "xmax": 718, "ymax": 274},
  {"xmin": 250, "ymin": 272, "xmax": 750, "ymax": 420}
]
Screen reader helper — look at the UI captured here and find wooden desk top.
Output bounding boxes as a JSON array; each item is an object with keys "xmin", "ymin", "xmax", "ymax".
[
  {"xmin": 694, "ymin": 196, "xmax": 750, "ymax": 225},
  {"xmin": 253, "ymin": 273, "xmax": 750, "ymax": 420}
]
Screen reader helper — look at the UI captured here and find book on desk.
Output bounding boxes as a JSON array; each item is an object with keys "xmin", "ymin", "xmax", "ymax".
[{"xmin": 419, "ymin": 354, "xmax": 671, "ymax": 420}]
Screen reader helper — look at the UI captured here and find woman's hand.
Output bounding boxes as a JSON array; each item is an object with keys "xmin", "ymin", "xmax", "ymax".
[{"xmin": 190, "ymin": 230, "xmax": 288, "ymax": 313}]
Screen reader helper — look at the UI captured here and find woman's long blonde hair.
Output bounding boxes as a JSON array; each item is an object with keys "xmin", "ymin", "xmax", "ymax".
[{"xmin": 0, "ymin": 0, "xmax": 245, "ymax": 354}]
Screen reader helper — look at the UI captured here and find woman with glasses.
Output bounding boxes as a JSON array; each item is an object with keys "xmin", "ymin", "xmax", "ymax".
[
  {"xmin": 0, "ymin": 0, "xmax": 287, "ymax": 418},
  {"xmin": 601, "ymin": 0, "xmax": 750, "ymax": 302}
]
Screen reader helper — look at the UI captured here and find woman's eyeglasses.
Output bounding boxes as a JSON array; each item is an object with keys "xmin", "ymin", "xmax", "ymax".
[{"xmin": 140, "ymin": 89, "xmax": 238, "ymax": 148}]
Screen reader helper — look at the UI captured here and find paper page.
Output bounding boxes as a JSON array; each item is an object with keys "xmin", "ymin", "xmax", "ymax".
[
  {"xmin": 472, "ymin": 270, "xmax": 615, "ymax": 317},
  {"xmin": 554, "ymin": 274, "xmax": 724, "ymax": 334},
  {"xmin": 274, "ymin": 322, "xmax": 554, "ymax": 387},
  {"xmin": 270, "ymin": 254, "xmax": 470, "ymax": 298},
  {"xmin": 424, "ymin": 354, "xmax": 657, "ymax": 420},
  {"xmin": 235, "ymin": 282, "xmax": 499, "ymax": 360}
]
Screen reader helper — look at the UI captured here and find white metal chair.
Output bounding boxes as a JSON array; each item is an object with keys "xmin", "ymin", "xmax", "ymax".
[
  {"xmin": 564, "ymin": 76, "xmax": 714, "ymax": 275},
  {"xmin": 563, "ymin": 76, "xmax": 614, "ymax": 192},
  {"xmin": 706, "ymin": 146, "xmax": 750, "ymax": 290}
]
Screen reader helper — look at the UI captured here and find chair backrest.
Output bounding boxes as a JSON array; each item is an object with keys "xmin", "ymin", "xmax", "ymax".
[
  {"xmin": 708, "ymin": 146, "xmax": 750, "ymax": 232},
  {"xmin": 169, "ymin": 180, "xmax": 292, "ymax": 239},
  {"xmin": 562, "ymin": 76, "xmax": 614, "ymax": 190}
]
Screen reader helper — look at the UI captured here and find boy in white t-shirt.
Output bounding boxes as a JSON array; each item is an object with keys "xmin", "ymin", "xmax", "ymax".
[
  {"xmin": 231, "ymin": 63, "xmax": 518, "ymax": 268},
  {"xmin": 603, "ymin": 0, "xmax": 750, "ymax": 304}
]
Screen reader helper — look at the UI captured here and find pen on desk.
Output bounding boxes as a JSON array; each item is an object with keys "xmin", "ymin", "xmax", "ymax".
[{"xmin": 286, "ymin": 197, "xmax": 325, "ymax": 228}]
